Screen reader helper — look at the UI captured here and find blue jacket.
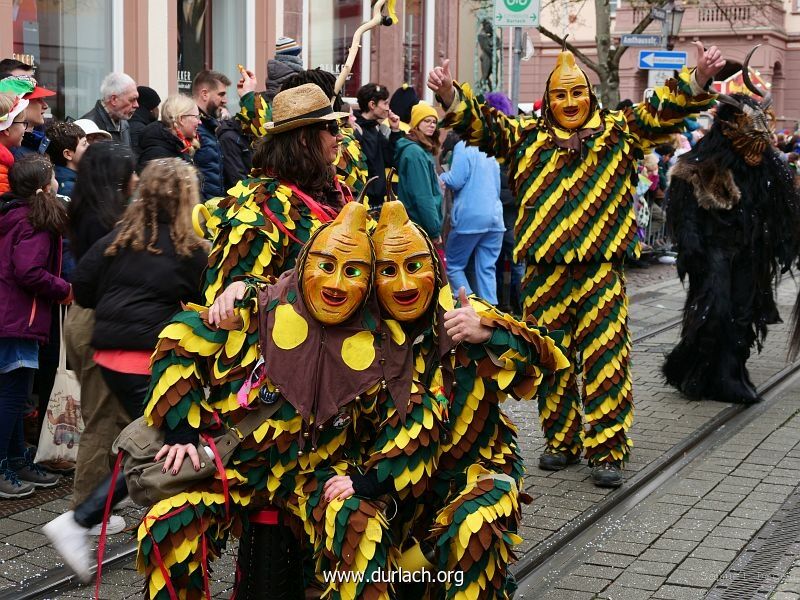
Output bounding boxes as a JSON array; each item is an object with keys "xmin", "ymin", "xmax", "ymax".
[
  {"xmin": 394, "ymin": 137, "xmax": 443, "ymax": 238},
  {"xmin": 54, "ymin": 165, "xmax": 78, "ymax": 198},
  {"xmin": 194, "ymin": 111, "xmax": 225, "ymax": 200},
  {"xmin": 440, "ymin": 141, "xmax": 504, "ymax": 235}
]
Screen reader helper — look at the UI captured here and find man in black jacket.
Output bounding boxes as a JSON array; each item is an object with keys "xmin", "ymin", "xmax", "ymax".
[
  {"xmin": 192, "ymin": 70, "xmax": 231, "ymax": 199},
  {"xmin": 81, "ymin": 72, "xmax": 139, "ymax": 147},
  {"xmin": 355, "ymin": 83, "xmax": 402, "ymax": 210}
]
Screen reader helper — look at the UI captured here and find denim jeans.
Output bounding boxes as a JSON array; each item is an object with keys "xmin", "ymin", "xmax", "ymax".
[{"xmin": 0, "ymin": 368, "xmax": 34, "ymax": 463}]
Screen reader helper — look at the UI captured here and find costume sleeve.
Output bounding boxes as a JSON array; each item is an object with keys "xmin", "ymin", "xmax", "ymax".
[
  {"xmin": 469, "ymin": 299, "xmax": 570, "ymax": 400},
  {"xmin": 625, "ymin": 67, "xmax": 716, "ymax": 151},
  {"xmin": 439, "ymin": 82, "xmax": 533, "ymax": 163},
  {"xmin": 144, "ymin": 299, "xmax": 261, "ymax": 432},
  {"xmin": 236, "ymin": 91, "xmax": 271, "ymax": 139},
  {"xmin": 201, "ymin": 180, "xmax": 294, "ymax": 304},
  {"xmin": 666, "ymin": 172, "xmax": 705, "ymax": 281}
]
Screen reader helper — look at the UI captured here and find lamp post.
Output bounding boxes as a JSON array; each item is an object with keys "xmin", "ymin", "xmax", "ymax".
[{"xmin": 662, "ymin": 1, "xmax": 685, "ymax": 50}]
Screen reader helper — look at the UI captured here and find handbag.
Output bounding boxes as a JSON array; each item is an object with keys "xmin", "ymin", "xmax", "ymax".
[
  {"xmin": 112, "ymin": 399, "xmax": 284, "ymax": 506},
  {"xmin": 35, "ymin": 307, "xmax": 84, "ymax": 469}
]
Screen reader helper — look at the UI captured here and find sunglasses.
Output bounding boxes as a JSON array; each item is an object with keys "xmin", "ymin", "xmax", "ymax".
[{"xmin": 319, "ymin": 120, "xmax": 342, "ymax": 136}]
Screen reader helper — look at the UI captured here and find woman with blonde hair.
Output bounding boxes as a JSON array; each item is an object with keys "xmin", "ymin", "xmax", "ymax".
[
  {"xmin": 136, "ymin": 94, "xmax": 201, "ymax": 170},
  {"xmin": 0, "ymin": 91, "xmax": 29, "ymax": 194},
  {"xmin": 43, "ymin": 158, "xmax": 209, "ymax": 582}
]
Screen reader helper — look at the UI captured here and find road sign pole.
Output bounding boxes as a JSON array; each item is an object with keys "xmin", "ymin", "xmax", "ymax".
[{"xmin": 511, "ymin": 27, "xmax": 523, "ymax": 113}]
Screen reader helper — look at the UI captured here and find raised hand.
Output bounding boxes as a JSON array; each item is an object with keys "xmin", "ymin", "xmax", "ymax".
[
  {"xmin": 427, "ymin": 58, "xmax": 455, "ymax": 108},
  {"xmin": 388, "ymin": 109, "xmax": 401, "ymax": 131},
  {"xmin": 693, "ymin": 41, "xmax": 726, "ymax": 87},
  {"xmin": 237, "ymin": 65, "xmax": 257, "ymax": 98},
  {"xmin": 443, "ymin": 287, "xmax": 493, "ymax": 344}
]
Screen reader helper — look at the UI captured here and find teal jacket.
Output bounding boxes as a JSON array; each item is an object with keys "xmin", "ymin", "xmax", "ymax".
[{"xmin": 394, "ymin": 136, "xmax": 443, "ymax": 238}]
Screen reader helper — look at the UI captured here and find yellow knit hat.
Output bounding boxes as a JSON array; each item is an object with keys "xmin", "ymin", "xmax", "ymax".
[{"xmin": 409, "ymin": 101, "xmax": 438, "ymax": 130}]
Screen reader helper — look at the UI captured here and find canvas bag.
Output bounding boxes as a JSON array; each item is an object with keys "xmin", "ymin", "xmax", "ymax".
[
  {"xmin": 112, "ymin": 399, "xmax": 284, "ymax": 506},
  {"xmin": 35, "ymin": 308, "xmax": 84, "ymax": 468}
]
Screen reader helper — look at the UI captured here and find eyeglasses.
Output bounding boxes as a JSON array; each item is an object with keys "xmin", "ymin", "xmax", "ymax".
[
  {"xmin": 181, "ymin": 113, "xmax": 201, "ymax": 120},
  {"xmin": 11, "ymin": 120, "xmax": 28, "ymax": 129},
  {"xmin": 319, "ymin": 121, "xmax": 341, "ymax": 136}
]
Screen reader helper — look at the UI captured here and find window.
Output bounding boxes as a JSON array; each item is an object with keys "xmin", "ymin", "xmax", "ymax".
[
  {"xmin": 610, "ymin": 0, "xmax": 620, "ymax": 17},
  {"xmin": 12, "ymin": 0, "xmax": 113, "ymax": 120},
  {"xmin": 308, "ymin": 0, "xmax": 365, "ymax": 98}
]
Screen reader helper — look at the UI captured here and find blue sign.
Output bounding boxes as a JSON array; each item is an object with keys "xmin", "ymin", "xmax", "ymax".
[
  {"xmin": 638, "ymin": 50, "xmax": 687, "ymax": 70},
  {"xmin": 621, "ymin": 34, "xmax": 664, "ymax": 48}
]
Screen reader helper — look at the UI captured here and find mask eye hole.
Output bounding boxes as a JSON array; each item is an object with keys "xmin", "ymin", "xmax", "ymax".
[
  {"xmin": 344, "ymin": 265, "xmax": 362, "ymax": 278},
  {"xmin": 406, "ymin": 261, "xmax": 423, "ymax": 274},
  {"xmin": 318, "ymin": 261, "xmax": 335, "ymax": 274},
  {"xmin": 380, "ymin": 264, "xmax": 397, "ymax": 277}
]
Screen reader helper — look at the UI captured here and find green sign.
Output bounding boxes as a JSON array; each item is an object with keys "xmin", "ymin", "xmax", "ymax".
[{"xmin": 495, "ymin": 0, "xmax": 540, "ymax": 26}]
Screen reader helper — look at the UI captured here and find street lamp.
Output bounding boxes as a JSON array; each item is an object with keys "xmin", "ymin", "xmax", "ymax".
[{"xmin": 664, "ymin": 2, "xmax": 685, "ymax": 50}]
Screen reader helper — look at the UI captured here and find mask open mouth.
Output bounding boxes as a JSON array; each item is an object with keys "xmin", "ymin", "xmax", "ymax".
[
  {"xmin": 392, "ymin": 289, "xmax": 420, "ymax": 306},
  {"xmin": 562, "ymin": 107, "xmax": 580, "ymax": 117},
  {"xmin": 322, "ymin": 288, "xmax": 348, "ymax": 306}
]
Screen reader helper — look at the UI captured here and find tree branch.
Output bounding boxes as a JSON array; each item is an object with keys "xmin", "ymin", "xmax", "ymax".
[{"xmin": 537, "ymin": 25, "xmax": 601, "ymax": 74}]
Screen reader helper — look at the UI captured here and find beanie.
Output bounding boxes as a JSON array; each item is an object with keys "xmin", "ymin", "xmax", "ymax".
[
  {"xmin": 137, "ymin": 86, "xmax": 161, "ymax": 111},
  {"xmin": 389, "ymin": 83, "xmax": 419, "ymax": 124},
  {"xmin": 409, "ymin": 101, "xmax": 438, "ymax": 130},
  {"xmin": 276, "ymin": 36, "xmax": 302, "ymax": 57}
]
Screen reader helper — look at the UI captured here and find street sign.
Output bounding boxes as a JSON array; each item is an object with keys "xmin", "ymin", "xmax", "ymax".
[
  {"xmin": 648, "ymin": 69, "xmax": 674, "ymax": 87},
  {"xmin": 621, "ymin": 34, "xmax": 664, "ymax": 47},
  {"xmin": 650, "ymin": 7, "xmax": 667, "ymax": 20},
  {"xmin": 638, "ymin": 50, "xmax": 687, "ymax": 70},
  {"xmin": 494, "ymin": 0, "xmax": 541, "ymax": 27}
]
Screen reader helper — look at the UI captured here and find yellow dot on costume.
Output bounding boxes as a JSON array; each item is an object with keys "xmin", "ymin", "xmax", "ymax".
[
  {"xmin": 341, "ymin": 331, "xmax": 375, "ymax": 371},
  {"xmin": 384, "ymin": 319, "xmax": 406, "ymax": 345},
  {"xmin": 438, "ymin": 284, "xmax": 454, "ymax": 312},
  {"xmin": 272, "ymin": 304, "xmax": 308, "ymax": 349}
]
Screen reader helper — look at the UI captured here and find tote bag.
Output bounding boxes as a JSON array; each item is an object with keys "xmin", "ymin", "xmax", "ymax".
[{"xmin": 34, "ymin": 308, "xmax": 84, "ymax": 468}]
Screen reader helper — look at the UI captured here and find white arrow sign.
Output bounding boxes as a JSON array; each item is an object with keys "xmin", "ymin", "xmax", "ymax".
[{"xmin": 641, "ymin": 53, "xmax": 684, "ymax": 67}]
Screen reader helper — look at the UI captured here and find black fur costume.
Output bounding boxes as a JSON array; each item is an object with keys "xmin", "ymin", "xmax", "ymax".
[{"xmin": 664, "ymin": 94, "xmax": 800, "ymax": 403}]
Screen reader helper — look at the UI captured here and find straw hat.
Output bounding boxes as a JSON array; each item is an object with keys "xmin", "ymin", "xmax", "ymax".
[{"xmin": 265, "ymin": 83, "xmax": 349, "ymax": 136}]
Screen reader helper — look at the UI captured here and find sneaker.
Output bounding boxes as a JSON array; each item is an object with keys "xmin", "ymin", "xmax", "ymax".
[
  {"xmin": 591, "ymin": 462, "xmax": 624, "ymax": 488},
  {"xmin": 0, "ymin": 460, "xmax": 35, "ymax": 499},
  {"xmin": 15, "ymin": 461, "xmax": 61, "ymax": 488},
  {"xmin": 538, "ymin": 447, "xmax": 581, "ymax": 471},
  {"xmin": 87, "ymin": 514, "xmax": 126, "ymax": 536},
  {"xmin": 42, "ymin": 511, "xmax": 92, "ymax": 583}
]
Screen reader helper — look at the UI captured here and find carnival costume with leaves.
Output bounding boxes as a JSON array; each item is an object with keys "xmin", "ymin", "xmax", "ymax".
[
  {"xmin": 137, "ymin": 203, "xmax": 447, "ymax": 600},
  {"xmin": 371, "ymin": 202, "xmax": 569, "ymax": 599},
  {"xmin": 665, "ymin": 75, "xmax": 800, "ymax": 403},
  {"xmin": 237, "ymin": 90, "xmax": 368, "ymax": 198},
  {"xmin": 439, "ymin": 49, "xmax": 716, "ymax": 465}
]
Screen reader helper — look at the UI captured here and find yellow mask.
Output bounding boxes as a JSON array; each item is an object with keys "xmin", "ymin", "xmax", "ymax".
[
  {"xmin": 300, "ymin": 202, "xmax": 373, "ymax": 325},
  {"xmin": 546, "ymin": 50, "xmax": 592, "ymax": 130},
  {"xmin": 372, "ymin": 201, "xmax": 436, "ymax": 322}
]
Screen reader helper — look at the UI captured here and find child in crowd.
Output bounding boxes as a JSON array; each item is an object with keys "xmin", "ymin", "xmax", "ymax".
[
  {"xmin": 0, "ymin": 154, "xmax": 71, "ymax": 498},
  {"xmin": 45, "ymin": 122, "xmax": 89, "ymax": 198},
  {"xmin": 0, "ymin": 92, "xmax": 29, "ymax": 195}
]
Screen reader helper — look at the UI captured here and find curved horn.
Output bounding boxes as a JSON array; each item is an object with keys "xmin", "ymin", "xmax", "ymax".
[
  {"xmin": 741, "ymin": 45, "xmax": 766, "ymax": 99},
  {"xmin": 334, "ymin": 0, "xmax": 396, "ymax": 95},
  {"xmin": 715, "ymin": 93, "xmax": 743, "ymax": 111}
]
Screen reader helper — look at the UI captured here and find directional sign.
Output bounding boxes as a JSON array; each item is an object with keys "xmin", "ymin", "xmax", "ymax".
[
  {"xmin": 494, "ymin": 0, "xmax": 541, "ymax": 27},
  {"xmin": 638, "ymin": 50, "xmax": 687, "ymax": 70},
  {"xmin": 650, "ymin": 7, "xmax": 667, "ymax": 20},
  {"xmin": 621, "ymin": 34, "xmax": 664, "ymax": 48}
]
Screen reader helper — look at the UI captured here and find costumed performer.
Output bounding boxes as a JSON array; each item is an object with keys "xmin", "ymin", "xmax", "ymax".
[
  {"xmin": 426, "ymin": 41, "xmax": 726, "ymax": 487},
  {"xmin": 664, "ymin": 47, "xmax": 800, "ymax": 403}
]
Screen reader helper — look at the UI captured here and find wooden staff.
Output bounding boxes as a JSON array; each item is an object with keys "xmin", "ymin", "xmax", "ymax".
[{"xmin": 334, "ymin": 0, "xmax": 397, "ymax": 95}]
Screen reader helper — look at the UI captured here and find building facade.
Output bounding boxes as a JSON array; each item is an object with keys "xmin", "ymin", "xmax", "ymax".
[{"xmin": 0, "ymin": 0, "xmax": 797, "ymax": 129}]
